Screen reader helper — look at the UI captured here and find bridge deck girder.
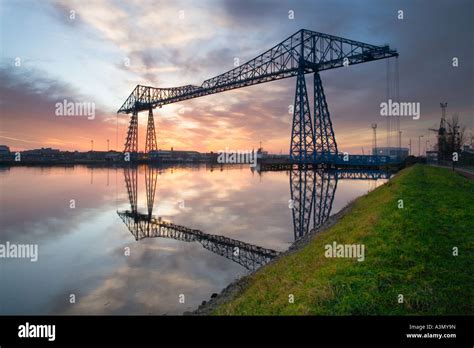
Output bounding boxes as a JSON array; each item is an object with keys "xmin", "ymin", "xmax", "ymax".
[{"xmin": 117, "ymin": 29, "xmax": 397, "ymax": 114}]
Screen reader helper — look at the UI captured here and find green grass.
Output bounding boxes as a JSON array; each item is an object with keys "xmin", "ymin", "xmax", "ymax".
[{"xmin": 215, "ymin": 165, "xmax": 474, "ymax": 315}]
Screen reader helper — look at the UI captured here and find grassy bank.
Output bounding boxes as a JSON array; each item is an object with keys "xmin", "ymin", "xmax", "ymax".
[{"xmin": 215, "ymin": 165, "xmax": 474, "ymax": 315}]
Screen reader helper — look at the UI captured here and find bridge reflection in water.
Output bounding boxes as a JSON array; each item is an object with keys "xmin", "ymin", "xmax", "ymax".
[
  {"xmin": 290, "ymin": 169, "xmax": 391, "ymax": 239},
  {"xmin": 117, "ymin": 166, "xmax": 391, "ymax": 271}
]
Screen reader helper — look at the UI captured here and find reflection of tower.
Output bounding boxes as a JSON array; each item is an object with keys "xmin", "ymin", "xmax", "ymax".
[
  {"xmin": 290, "ymin": 170, "xmax": 315, "ymax": 239},
  {"xmin": 290, "ymin": 169, "xmax": 391, "ymax": 240},
  {"xmin": 122, "ymin": 166, "xmax": 139, "ymax": 240},
  {"xmin": 145, "ymin": 166, "xmax": 158, "ymax": 218},
  {"xmin": 290, "ymin": 169, "xmax": 337, "ymax": 240},
  {"xmin": 117, "ymin": 165, "xmax": 278, "ymax": 271},
  {"xmin": 313, "ymin": 171, "xmax": 338, "ymax": 230},
  {"xmin": 123, "ymin": 165, "xmax": 158, "ymax": 217},
  {"xmin": 124, "ymin": 166, "xmax": 138, "ymax": 214}
]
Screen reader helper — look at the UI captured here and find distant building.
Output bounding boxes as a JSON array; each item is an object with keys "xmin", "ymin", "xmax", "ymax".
[
  {"xmin": 22, "ymin": 147, "xmax": 61, "ymax": 156},
  {"xmin": 149, "ymin": 149, "xmax": 203, "ymax": 162},
  {"xmin": 257, "ymin": 147, "xmax": 269, "ymax": 159},
  {"xmin": 0, "ymin": 145, "xmax": 10, "ymax": 155},
  {"xmin": 201, "ymin": 152, "xmax": 219, "ymax": 162},
  {"xmin": 372, "ymin": 147, "xmax": 409, "ymax": 160},
  {"xmin": 0, "ymin": 145, "xmax": 12, "ymax": 161},
  {"xmin": 105, "ymin": 151, "xmax": 122, "ymax": 161}
]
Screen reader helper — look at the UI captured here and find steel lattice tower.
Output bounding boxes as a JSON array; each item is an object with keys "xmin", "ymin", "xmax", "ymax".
[
  {"xmin": 290, "ymin": 66, "xmax": 316, "ymax": 162},
  {"xmin": 314, "ymin": 73, "xmax": 338, "ymax": 158},
  {"xmin": 124, "ymin": 110, "xmax": 138, "ymax": 153},
  {"xmin": 145, "ymin": 108, "xmax": 158, "ymax": 153},
  {"xmin": 118, "ymin": 29, "xmax": 398, "ymax": 163}
]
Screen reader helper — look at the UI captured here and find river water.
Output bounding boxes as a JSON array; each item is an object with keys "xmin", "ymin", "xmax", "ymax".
[{"xmin": 0, "ymin": 165, "xmax": 388, "ymax": 314}]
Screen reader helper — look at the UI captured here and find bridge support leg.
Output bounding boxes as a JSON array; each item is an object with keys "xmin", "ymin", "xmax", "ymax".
[
  {"xmin": 290, "ymin": 169, "xmax": 315, "ymax": 239},
  {"xmin": 314, "ymin": 72, "xmax": 338, "ymax": 161},
  {"xmin": 145, "ymin": 108, "xmax": 158, "ymax": 154},
  {"xmin": 289, "ymin": 169, "xmax": 338, "ymax": 240},
  {"xmin": 290, "ymin": 68, "xmax": 316, "ymax": 163},
  {"xmin": 312, "ymin": 171, "xmax": 338, "ymax": 229},
  {"xmin": 124, "ymin": 110, "xmax": 138, "ymax": 154},
  {"xmin": 124, "ymin": 167, "xmax": 138, "ymax": 214},
  {"xmin": 145, "ymin": 166, "xmax": 158, "ymax": 218}
]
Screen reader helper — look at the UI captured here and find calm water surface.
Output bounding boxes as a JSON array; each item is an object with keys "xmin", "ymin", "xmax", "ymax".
[{"xmin": 0, "ymin": 165, "xmax": 387, "ymax": 314}]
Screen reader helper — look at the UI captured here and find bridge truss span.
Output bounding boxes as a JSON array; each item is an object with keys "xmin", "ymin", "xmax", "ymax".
[
  {"xmin": 118, "ymin": 30, "xmax": 397, "ymax": 114},
  {"xmin": 118, "ymin": 28, "xmax": 399, "ymax": 163},
  {"xmin": 117, "ymin": 211, "xmax": 279, "ymax": 271}
]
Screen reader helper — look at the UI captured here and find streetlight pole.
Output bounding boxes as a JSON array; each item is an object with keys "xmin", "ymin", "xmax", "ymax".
[
  {"xmin": 398, "ymin": 130, "xmax": 402, "ymax": 159},
  {"xmin": 418, "ymin": 135, "xmax": 424, "ymax": 157},
  {"xmin": 107, "ymin": 139, "xmax": 110, "ymax": 152},
  {"xmin": 371, "ymin": 123, "xmax": 377, "ymax": 157}
]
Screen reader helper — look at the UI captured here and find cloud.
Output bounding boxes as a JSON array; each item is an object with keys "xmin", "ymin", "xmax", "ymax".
[
  {"xmin": 0, "ymin": 66, "xmax": 118, "ymax": 151},
  {"xmin": 2, "ymin": 0, "xmax": 472, "ymax": 154}
]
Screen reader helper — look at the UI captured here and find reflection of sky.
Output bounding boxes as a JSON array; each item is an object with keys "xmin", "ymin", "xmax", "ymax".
[{"xmin": 0, "ymin": 165, "xmax": 386, "ymax": 314}]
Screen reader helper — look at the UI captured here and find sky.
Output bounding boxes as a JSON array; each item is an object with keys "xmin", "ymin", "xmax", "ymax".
[{"xmin": 0, "ymin": 0, "xmax": 473, "ymax": 154}]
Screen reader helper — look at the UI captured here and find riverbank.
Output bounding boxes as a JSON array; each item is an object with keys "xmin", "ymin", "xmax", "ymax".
[{"xmin": 195, "ymin": 164, "xmax": 473, "ymax": 315}]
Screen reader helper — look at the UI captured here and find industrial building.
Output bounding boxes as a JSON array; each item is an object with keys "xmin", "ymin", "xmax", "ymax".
[{"xmin": 372, "ymin": 147, "xmax": 409, "ymax": 160}]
